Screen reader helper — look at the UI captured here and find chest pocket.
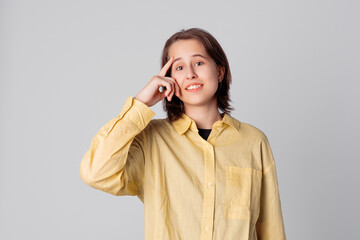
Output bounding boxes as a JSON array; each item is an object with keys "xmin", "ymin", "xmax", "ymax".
[{"xmin": 224, "ymin": 166, "xmax": 262, "ymax": 220}]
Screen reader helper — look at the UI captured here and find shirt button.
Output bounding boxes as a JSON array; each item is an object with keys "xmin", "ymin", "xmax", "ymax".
[{"xmin": 205, "ymin": 225, "xmax": 209, "ymax": 231}]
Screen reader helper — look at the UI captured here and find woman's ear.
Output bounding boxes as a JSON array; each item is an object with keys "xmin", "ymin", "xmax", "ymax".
[{"xmin": 217, "ymin": 66, "xmax": 225, "ymax": 82}]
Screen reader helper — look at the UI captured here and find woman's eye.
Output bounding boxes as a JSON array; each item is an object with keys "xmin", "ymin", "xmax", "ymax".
[{"xmin": 176, "ymin": 62, "xmax": 202, "ymax": 71}]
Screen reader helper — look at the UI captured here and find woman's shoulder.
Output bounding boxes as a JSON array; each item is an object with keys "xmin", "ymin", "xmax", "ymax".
[
  {"xmin": 141, "ymin": 117, "xmax": 172, "ymax": 134},
  {"xmin": 229, "ymin": 115, "xmax": 269, "ymax": 142},
  {"xmin": 148, "ymin": 117, "xmax": 171, "ymax": 127}
]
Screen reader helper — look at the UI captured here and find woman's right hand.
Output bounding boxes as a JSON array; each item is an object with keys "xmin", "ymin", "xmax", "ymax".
[{"xmin": 134, "ymin": 56, "xmax": 181, "ymax": 107}]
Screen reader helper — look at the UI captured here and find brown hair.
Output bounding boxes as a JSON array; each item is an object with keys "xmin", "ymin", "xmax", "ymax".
[{"xmin": 161, "ymin": 27, "xmax": 234, "ymax": 122}]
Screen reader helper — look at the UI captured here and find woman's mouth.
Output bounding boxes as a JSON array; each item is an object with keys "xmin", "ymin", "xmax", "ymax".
[{"xmin": 186, "ymin": 84, "xmax": 203, "ymax": 92}]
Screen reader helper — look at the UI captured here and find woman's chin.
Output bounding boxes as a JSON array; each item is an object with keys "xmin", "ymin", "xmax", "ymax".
[{"xmin": 183, "ymin": 97, "xmax": 217, "ymax": 108}]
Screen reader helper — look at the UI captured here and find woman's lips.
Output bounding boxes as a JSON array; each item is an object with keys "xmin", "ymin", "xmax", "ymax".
[{"xmin": 186, "ymin": 84, "xmax": 203, "ymax": 92}]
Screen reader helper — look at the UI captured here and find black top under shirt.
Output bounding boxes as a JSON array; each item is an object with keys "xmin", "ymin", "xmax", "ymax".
[
  {"xmin": 197, "ymin": 113, "xmax": 224, "ymax": 140},
  {"xmin": 198, "ymin": 128, "xmax": 212, "ymax": 140}
]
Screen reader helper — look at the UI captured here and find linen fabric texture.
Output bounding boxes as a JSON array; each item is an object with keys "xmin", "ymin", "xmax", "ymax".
[{"xmin": 79, "ymin": 96, "xmax": 286, "ymax": 240}]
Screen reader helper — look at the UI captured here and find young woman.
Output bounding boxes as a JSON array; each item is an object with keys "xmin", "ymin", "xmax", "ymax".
[{"xmin": 80, "ymin": 28, "xmax": 286, "ymax": 240}]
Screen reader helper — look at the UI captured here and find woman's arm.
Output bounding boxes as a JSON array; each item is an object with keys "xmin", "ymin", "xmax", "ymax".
[
  {"xmin": 79, "ymin": 96, "xmax": 155, "ymax": 197},
  {"xmin": 255, "ymin": 136, "xmax": 287, "ymax": 240},
  {"xmin": 80, "ymin": 56, "xmax": 179, "ymax": 197}
]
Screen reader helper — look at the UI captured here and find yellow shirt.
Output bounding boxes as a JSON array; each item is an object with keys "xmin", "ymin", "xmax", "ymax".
[{"xmin": 79, "ymin": 96, "xmax": 286, "ymax": 240}]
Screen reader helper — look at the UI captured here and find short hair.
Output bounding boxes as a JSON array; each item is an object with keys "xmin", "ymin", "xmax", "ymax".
[{"xmin": 161, "ymin": 27, "xmax": 234, "ymax": 122}]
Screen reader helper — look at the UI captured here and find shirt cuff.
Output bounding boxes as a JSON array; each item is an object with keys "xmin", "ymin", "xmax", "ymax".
[{"xmin": 117, "ymin": 96, "xmax": 156, "ymax": 130}]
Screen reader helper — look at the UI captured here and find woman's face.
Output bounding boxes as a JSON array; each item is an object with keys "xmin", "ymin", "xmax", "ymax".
[{"xmin": 168, "ymin": 39, "xmax": 224, "ymax": 109}]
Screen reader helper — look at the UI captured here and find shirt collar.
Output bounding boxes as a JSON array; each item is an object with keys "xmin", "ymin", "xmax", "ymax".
[{"xmin": 172, "ymin": 112, "xmax": 241, "ymax": 135}]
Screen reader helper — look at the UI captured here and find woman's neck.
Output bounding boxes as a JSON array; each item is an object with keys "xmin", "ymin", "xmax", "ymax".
[{"xmin": 184, "ymin": 103, "xmax": 223, "ymax": 129}]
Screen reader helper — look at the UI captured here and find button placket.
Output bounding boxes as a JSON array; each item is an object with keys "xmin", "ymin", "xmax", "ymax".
[{"xmin": 200, "ymin": 142, "xmax": 215, "ymax": 240}]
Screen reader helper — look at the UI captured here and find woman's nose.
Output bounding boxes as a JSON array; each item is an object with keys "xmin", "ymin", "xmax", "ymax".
[{"xmin": 186, "ymin": 66, "xmax": 197, "ymax": 79}]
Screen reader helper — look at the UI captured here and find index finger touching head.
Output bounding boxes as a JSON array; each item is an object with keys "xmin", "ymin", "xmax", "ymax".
[{"xmin": 159, "ymin": 56, "xmax": 173, "ymax": 77}]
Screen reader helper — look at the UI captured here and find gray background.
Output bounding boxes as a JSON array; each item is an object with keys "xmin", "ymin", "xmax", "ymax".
[{"xmin": 1, "ymin": 0, "xmax": 359, "ymax": 239}]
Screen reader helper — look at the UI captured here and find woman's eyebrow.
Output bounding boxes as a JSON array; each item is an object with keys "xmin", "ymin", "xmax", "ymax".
[{"xmin": 173, "ymin": 54, "xmax": 208, "ymax": 64}]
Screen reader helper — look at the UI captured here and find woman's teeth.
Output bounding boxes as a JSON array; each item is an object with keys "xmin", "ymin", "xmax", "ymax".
[{"xmin": 187, "ymin": 85, "xmax": 202, "ymax": 90}]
